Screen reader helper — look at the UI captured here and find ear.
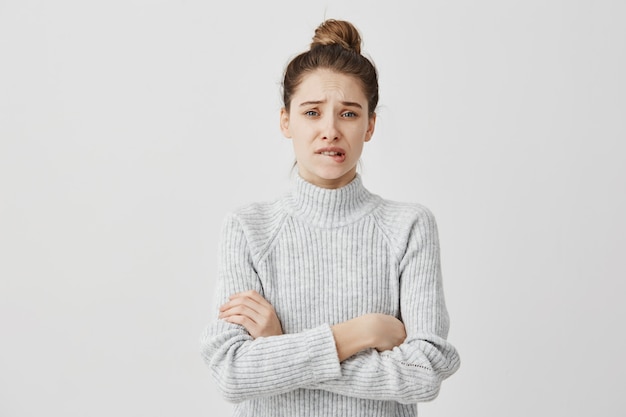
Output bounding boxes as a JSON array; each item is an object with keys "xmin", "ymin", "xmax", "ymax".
[
  {"xmin": 364, "ymin": 112, "xmax": 376, "ymax": 142},
  {"xmin": 280, "ymin": 108, "xmax": 291, "ymax": 139}
]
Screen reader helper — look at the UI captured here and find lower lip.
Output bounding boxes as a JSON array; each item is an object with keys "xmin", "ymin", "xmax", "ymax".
[{"xmin": 320, "ymin": 153, "xmax": 346, "ymax": 163}]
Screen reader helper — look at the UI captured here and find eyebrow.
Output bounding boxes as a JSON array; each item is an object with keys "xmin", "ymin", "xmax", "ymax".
[{"xmin": 298, "ymin": 100, "xmax": 363, "ymax": 109}]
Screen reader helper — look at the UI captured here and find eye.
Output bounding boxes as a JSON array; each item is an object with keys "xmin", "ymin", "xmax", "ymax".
[
  {"xmin": 342, "ymin": 111, "xmax": 358, "ymax": 118},
  {"xmin": 304, "ymin": 110, "xmax": 319, "ymax": 117}
]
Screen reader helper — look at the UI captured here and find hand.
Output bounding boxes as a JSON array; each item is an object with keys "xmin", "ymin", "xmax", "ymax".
[
  {"xmin": 331, "ymin": 313, "xmax": 406, "ymax": 362},
  {"xmin": 363, "ymin": 313, "xmax": 407, "ymax": 352},
  {"xmin": 219, "ymin": 290, "xmax": 283, "ymax": 339}
]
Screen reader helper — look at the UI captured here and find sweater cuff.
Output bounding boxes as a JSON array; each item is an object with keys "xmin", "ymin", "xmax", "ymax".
[{"xmin": 305, "ymin": 324, "xmax": 342, "ymax": 382}]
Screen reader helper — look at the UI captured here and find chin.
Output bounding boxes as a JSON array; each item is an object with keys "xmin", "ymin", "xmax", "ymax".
[
  {"xmin": 298, "ymin": 162, "xmax": 357, "ymax": 186},
  {"xmin": 315, "ymin": 168, "xmax": 352, "ymax": 180},
  {"xmin": 316, "ymin": 171, "xmax": 357, "ymax": 187}
]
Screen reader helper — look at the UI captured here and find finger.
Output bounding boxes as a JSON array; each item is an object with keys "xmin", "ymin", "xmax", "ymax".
[
  {"xmin": 220, "ymin": 298, "xmax": 264, "ymax": 318},
  {"xmin": 223, "ymin": 314, "xmax": 257, "ymax": 333},
  {"xmin": 219, "ymin": 304, "xmax": 261, "ymax": 323},
  {"xmin": 230, "ymin": 290, "xmax": 276, "ymax": 307},
  {"xmin": 228, "ymin": 289, "xmax": 262, "ymax": 300},
  {"xmin": 222, "ymin": 293, "xmax": 270, "ymax": 316},
  {"xmin": 229, "ymin": 290, "xmax": 276, "ymax": 314},
  {"xmin": 220, "ymin": 291, "xmax": 258, "ymax": 310},
  {"xmin": 220, "ymin": 294, "xmax": 254, "ymax": 310}
]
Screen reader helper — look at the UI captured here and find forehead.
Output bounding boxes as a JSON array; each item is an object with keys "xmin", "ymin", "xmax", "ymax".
[{"xmin": 294, "ymin": 69, "xmax": 367, "ymax": 102}]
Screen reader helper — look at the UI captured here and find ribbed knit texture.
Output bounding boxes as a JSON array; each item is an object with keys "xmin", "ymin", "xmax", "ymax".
[{"xmin": 201, "ymin": 174, "xmax": 460, "ymax": 417}]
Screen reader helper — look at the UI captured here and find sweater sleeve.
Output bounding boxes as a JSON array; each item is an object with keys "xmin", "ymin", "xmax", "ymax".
[
  {"xmin": 200, "ymin": 213, "xmax": 342, "ymax": 403},
  {"xmin": 304, "ymin": 207, "xmax": 460, "ymax": 404}
]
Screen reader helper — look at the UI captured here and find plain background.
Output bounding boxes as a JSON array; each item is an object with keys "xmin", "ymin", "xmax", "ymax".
[{"xmin": 1, "ymin": 0, "xmax": 625, "ymax": 416}]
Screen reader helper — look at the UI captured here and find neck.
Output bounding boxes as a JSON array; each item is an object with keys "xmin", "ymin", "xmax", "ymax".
[
  {"xmin": 284, "ymin": 174, "xmax": 381, "ymax": 228},
  {"xmin": 296, "ymin": 168, "xmax": 358, "ymax": 189}
]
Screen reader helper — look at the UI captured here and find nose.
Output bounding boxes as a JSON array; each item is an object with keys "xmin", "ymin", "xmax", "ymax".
[{"xmin": 321, "ymin": 115, "xmax": 340, "ymax": 142}]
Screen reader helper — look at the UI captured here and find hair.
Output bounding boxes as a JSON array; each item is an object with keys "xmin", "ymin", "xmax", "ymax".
[{"xmin": 282, "ymin": 19, "xmax": 378, "ymax": 116}]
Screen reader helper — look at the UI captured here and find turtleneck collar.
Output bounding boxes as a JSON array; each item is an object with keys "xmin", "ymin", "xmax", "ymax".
[{"xmin": 284, "ymin": 174, "xmax": 381, "ymax": 228}]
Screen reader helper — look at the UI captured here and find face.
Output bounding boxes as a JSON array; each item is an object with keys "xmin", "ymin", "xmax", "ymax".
[{"xmin": 280, "ymin": 69, "xmax": 376, "ymax": 189}]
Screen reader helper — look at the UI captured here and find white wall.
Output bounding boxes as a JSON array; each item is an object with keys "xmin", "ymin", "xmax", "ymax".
[{"xmin": 1, "ymin": 1, "xmax": 624, "ymax": 416}]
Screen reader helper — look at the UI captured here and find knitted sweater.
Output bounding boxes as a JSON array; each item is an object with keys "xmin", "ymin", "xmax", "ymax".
[{"xmin": 201, "ymin": 174, "xmax": 460, "ymax": 417}]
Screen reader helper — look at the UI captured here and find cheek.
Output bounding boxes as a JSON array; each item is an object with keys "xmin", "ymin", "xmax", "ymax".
[
  {"xmin": 352, "ymin": 145, "xmax": 365, "ymax": 159},
  {"xmin": 287, "ymin": 124, "xmax": 305, "ymax": 142},
  {"xmin": 291, "ymin": 138, "xmax": 308, "ymax": 157}
]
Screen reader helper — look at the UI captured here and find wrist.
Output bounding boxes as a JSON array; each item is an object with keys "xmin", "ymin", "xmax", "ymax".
[
  {"xmin": 331, "ymin": 317, "xmax": 372, "ymax": 362},
  {"xmin": 359, "ymin": 313, "xmax": 383, "ymax": 349}
]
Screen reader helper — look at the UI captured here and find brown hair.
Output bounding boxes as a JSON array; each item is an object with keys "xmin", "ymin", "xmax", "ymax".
[{"xmin": 282, "ymin": 19, "xmax": 378, "ymax": 116}]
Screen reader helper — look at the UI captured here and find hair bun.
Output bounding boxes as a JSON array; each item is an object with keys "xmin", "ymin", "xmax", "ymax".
[{"xmin": 310, "ymin": 19, "xmax": 362, "ymax": 54}]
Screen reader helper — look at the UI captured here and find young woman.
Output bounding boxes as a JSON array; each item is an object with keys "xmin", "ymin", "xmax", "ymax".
[{"xmin": 201, "ymin": 19, "xmax": 460, "ymax": 417}]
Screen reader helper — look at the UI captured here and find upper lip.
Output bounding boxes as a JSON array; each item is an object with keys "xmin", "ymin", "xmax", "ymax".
[{"xmin": 315, "ymin": 146, "xmax": 346, "ymax": 155}]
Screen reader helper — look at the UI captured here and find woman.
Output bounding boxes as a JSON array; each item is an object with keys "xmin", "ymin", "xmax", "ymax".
[{"xmin": 201, "ymin": 19, "xmax": 460, "ymax": 417}]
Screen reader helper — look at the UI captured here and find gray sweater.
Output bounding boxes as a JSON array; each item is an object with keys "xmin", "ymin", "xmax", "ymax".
[{"xmin": 201, "ymin": 174, "xmax": 460, "ymax": 417}]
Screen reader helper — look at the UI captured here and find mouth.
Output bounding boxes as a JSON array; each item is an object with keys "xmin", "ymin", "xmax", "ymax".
[{"xmin": 316, "ymin": 147, "xmax": 346, "ymax": 163}]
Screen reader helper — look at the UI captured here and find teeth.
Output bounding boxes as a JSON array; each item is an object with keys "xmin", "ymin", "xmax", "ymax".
[{"xmin": 321, "ymin": 151, "xmax": 341, "ymax": 156}]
